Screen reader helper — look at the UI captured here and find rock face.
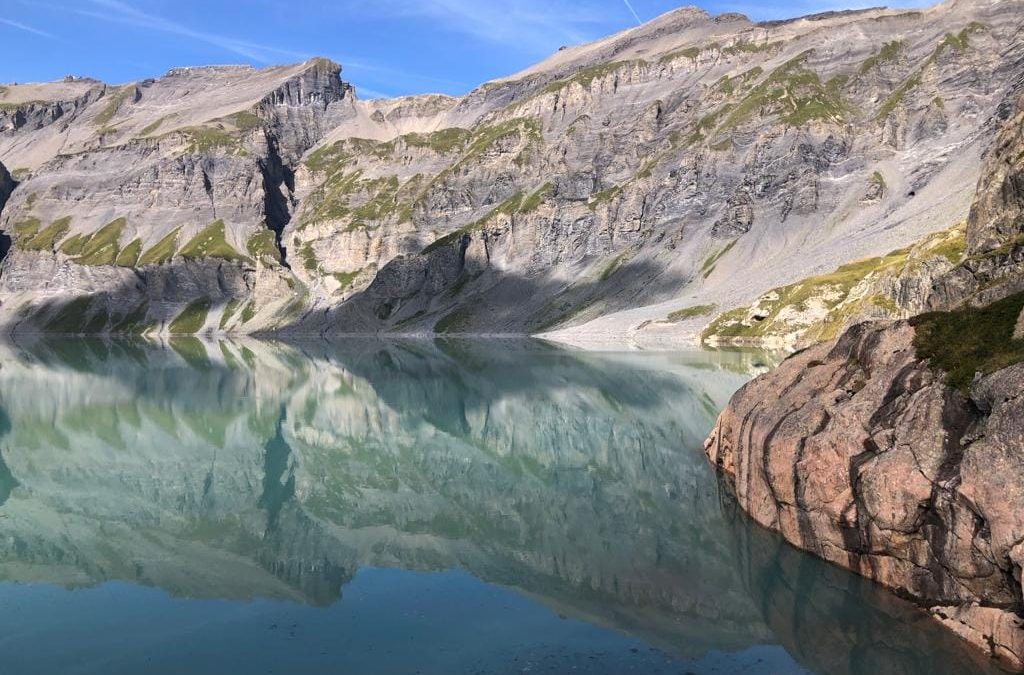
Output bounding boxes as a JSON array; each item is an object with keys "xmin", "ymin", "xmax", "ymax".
[
  {"xmin": 705, "ymin": 91, "xmax": 1024, "ymax": 668},
  {"xmin": 0, "ymin": 0, "xmax": 1021, "ymax": 336},
  {"xmin": 706, "ymin": 323, "xmax": 1024, "ymax": 669}
]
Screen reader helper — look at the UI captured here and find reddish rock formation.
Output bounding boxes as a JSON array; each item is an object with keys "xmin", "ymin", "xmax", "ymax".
[
  {"xmin": 706, "ymin": 93, "xmax": 1024, "ymax": 669},
  {"xmin": 705, "ymin": 322, "xmax": 1024, "ymax": 669}
]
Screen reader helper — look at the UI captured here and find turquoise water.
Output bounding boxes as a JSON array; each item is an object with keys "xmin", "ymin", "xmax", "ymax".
[{"xmin": 0, "ymin": 338, "xmax": 999, "ymax": 675}]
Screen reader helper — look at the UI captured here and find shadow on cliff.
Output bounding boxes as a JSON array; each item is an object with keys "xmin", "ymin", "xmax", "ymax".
[{"xmin": 280, "ymin": 238, "xmax": 695, "ymax": 335}]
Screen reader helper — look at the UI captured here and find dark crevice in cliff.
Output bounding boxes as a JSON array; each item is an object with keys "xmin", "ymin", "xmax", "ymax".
[
  {"xmin": 0, "ymin": 161, "xmax": 15, "ymax": 262},
  {"xmin": 260, "ymin": 135, "xmax": 295, "ymax": 269}
]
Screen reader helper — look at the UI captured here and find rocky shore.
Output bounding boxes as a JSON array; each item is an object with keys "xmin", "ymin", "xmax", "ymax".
[{"xmin": 705, "ymin": 93, "xmax": 1024, "ymax": 669}]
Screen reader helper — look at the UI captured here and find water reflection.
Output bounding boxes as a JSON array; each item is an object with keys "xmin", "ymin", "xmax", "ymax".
[{"xmin": 0, "ymin": 338, "xmax": 997, "ymax": 674}]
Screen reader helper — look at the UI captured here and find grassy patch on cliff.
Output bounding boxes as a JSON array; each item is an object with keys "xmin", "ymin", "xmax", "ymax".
[
  {"xmin": 115, "ymin": 238, "xmax": 142, "ymax": 267},
  {"xmin": 73, "ymin": 218, "xmax": 125, "ymax": 265},
  {"xmin": 421, "ymin": 183, "xmax": 551, "ymax": 254},
  {"xmin": 721, "ymin": 51, "xmax": 849, "ymax": 129},
  {"xmin": 703, "ymin": 224, "xmax": 967, "ymax": 345},
  {"xmin": 138, "ymin": 227, "xmax": 180, "ymax": 266},
  {"xmin": 179, "ymin": 221, "xmax": 249, "ymax": 263},
  {"xmin": 246, "ymin": 230, "xmax": 281, "ymax": 264},
  {"xmin": 23, "ymin": 217, "xmax": 71, "ymax": 251},
  {"xmin": 169, "ymin": 297, "xmax": 212, "ymax": 334},
  {"xmin": 541, "ymin": 61, "xmax": 641, "ymax": 95},
  {"xmin": 177, "ymin": 126, "xmax": 248, "ymax": 155},
  {"xmin": 94, "ymin": 87, "xmax": 134, "ymax": 126},
  {"xmin": 700, "ymin": 240, "xmax": 737, "ymax": 279},
  {"xmin": 403, "ymin": 128, "xmax": 472, "ymax": 154},
  {"xmin": 12, "ymin": 217, "xmax": 41, "ymax": 240},
  {"xmin": 859, "ymin": 41, "xmax": 904, "ymax": 75},
  {"xmin": 912, "ymin": 292, "xmax": 1024, "ymax": 393},
  {"xmin": 702, "ymin": 250, "xmax": 911, "ymax": 343},
  {"xmin": 667, "ymin": 304, "xmax": 716, "ymax": 322}
]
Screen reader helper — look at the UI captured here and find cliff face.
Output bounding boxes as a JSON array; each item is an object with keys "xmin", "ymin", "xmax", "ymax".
[
  {"xmin": 706, "ymin": 93, "xmax": 1024, "ymax": 669},
  {"xmin": 0, "ymin": 0, "xmax": 1021, "ymax": 336}
]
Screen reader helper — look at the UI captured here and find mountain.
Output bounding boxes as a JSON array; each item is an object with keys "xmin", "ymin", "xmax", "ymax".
[
  {"xmin": 706, "ymin": 91, "xmax": 1024, "ymax": 669},
  {"xmin": 0, "ymin": 0, "xmax": 1021, "ymax": 336}
]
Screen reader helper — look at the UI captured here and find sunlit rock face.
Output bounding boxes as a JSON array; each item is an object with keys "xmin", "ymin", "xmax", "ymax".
[{"xmin": 0, "ymin": 2, "xmax": 1021, "ymax": 339}]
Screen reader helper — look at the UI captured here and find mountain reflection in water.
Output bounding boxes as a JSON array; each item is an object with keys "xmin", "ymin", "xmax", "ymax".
[{"xmin": 0, "ymin": 338, "xmax": 999, "ymax": 675}]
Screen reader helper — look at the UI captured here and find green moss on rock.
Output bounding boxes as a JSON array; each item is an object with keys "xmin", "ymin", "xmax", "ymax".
[{"xmin": 912, "ymin": 291, "xmax": 1024, "ymax": 393}]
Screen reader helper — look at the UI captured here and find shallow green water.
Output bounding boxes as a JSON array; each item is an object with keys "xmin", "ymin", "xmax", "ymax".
[{"xmin": 0, "ymin": 338, "xmax": 999, "ymax": 674}]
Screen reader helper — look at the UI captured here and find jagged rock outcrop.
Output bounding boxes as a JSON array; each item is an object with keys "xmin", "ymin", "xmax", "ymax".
[
  {"xmin": 0, "ymin": 0, "xmax": 1021, "ymax": 337},
  {"xmin": 705, "ymin": 90, "xmax": 1024, "ymax": 668}
]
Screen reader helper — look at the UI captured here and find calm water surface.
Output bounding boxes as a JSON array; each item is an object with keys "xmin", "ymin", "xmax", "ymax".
[{"xmin": 0, "ymin": 338, "xmax": 1000, "ymax": 675}]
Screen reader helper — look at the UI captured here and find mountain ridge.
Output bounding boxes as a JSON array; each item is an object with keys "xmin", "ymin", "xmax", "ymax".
[{"xmin": 0, "ymin": 0, "xmax": 1021, "ymax": 337}]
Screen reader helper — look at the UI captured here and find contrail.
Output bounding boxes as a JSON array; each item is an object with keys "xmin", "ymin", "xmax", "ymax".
[
  {"xmin": 622, "ymin": 0, "xmax": 642, "ymax": 24},
  {"xmin": 0, "ymin": 17, "xmax": 55, "ymax": 38}
]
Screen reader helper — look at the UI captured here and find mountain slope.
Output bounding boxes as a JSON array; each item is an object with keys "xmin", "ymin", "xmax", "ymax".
[{"xmin": 0, "ymin": 0, "xmax": 1021, "ymax": 336}]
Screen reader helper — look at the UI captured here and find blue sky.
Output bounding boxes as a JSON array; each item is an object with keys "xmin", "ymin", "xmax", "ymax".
[{"xmin": 3, "ymin": 0, "xmax": 934, "ymax": 98}]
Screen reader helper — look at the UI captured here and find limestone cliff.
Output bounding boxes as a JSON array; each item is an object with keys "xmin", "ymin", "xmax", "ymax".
[
  {"xmin": 705, "ymin": 91, "xmax": 1024, "ymax": 668},
  {"xmin": 0, "ymin": 0, "xmax": 1021, "ymax": 336}
]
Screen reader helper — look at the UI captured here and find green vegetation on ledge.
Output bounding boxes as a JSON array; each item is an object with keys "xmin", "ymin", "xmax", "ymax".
[
  {"xmin": 912, "ymin": 291, "xmax": 1024, "ymax": 393},
  {"xmin": 138, "ymin": 227, "xmax": 181, "ymax": 266},
  {"xmin": 421, "ymin": 183, "xmax": 551, "ymax": 254},
  {"xmin": 94, "ymin": 86, "xmax": 134, "ymax": 126},
  {"xmin": 179, "ymin": 220, "xmax": 249, "ymax": 263},
  {"xmin": 703, "ymin": 223, "xmax": 967, "ymax": 345},
  {"xmin": 169, "ymin": 297, "xmax": 212, "ymax": 334},
  {"xmin": 23, "ymin": 217, "xmax": 71, "ymax": 252},
  {"xmin": 859, "ymin": 41, "xmax": 904, "ymax": 75},
  {"xmin": 541, "ymin": 61, "xmax": 641, "ymax": 95},
  {"xmin": 721, "ymin": 51, "xmax": 849, "ymax": 130},
  {"xmin": 246, "ymin": 230, "xmax": 281, "ymax": 264},
  {"xmin": 115, "ymin": 238, "xmax": 142, "ymax": 267},
  {"xmin": 402, "ymin": 128, "xmax": 472, "ymax": 154},
  {"xmin": 73, "ymin": 217, "xmax": 125, "ymax": 266},
  {"xmin": 667, "ymin": 304, "xmax": 716, "ymax": 323}
]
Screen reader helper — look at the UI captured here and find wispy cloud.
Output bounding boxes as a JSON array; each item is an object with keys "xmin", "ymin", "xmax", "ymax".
[
  {"xmin": 71, "ymin": 0, "xmax": 308, "ymax": 63},
  {"xmin": 0, "ymin": 17, "xmax": 55, "ymax": 38},
  {"xmin": 621, "ymin": 0, "xmax": 642, "ymax": 25},
  {"xmin": 346, "ymin": 0, "xmax": 611, "ymax": 54}
]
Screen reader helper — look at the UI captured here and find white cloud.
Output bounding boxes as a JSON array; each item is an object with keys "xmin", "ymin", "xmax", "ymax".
[{"xmin": 0, "ymin": 17, "xmax": 56, "ymax": 38}]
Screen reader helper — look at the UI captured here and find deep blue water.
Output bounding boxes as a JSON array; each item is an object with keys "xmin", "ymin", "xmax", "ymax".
[{"xmin": 0, "ymin": 338, "xmax": 1000, "ymax": 674}]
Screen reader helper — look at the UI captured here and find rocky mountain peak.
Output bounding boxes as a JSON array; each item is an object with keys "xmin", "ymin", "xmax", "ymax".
[{"xmin": 0, "ymin": 0, "xmax": 1020, "ymax": 341}]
